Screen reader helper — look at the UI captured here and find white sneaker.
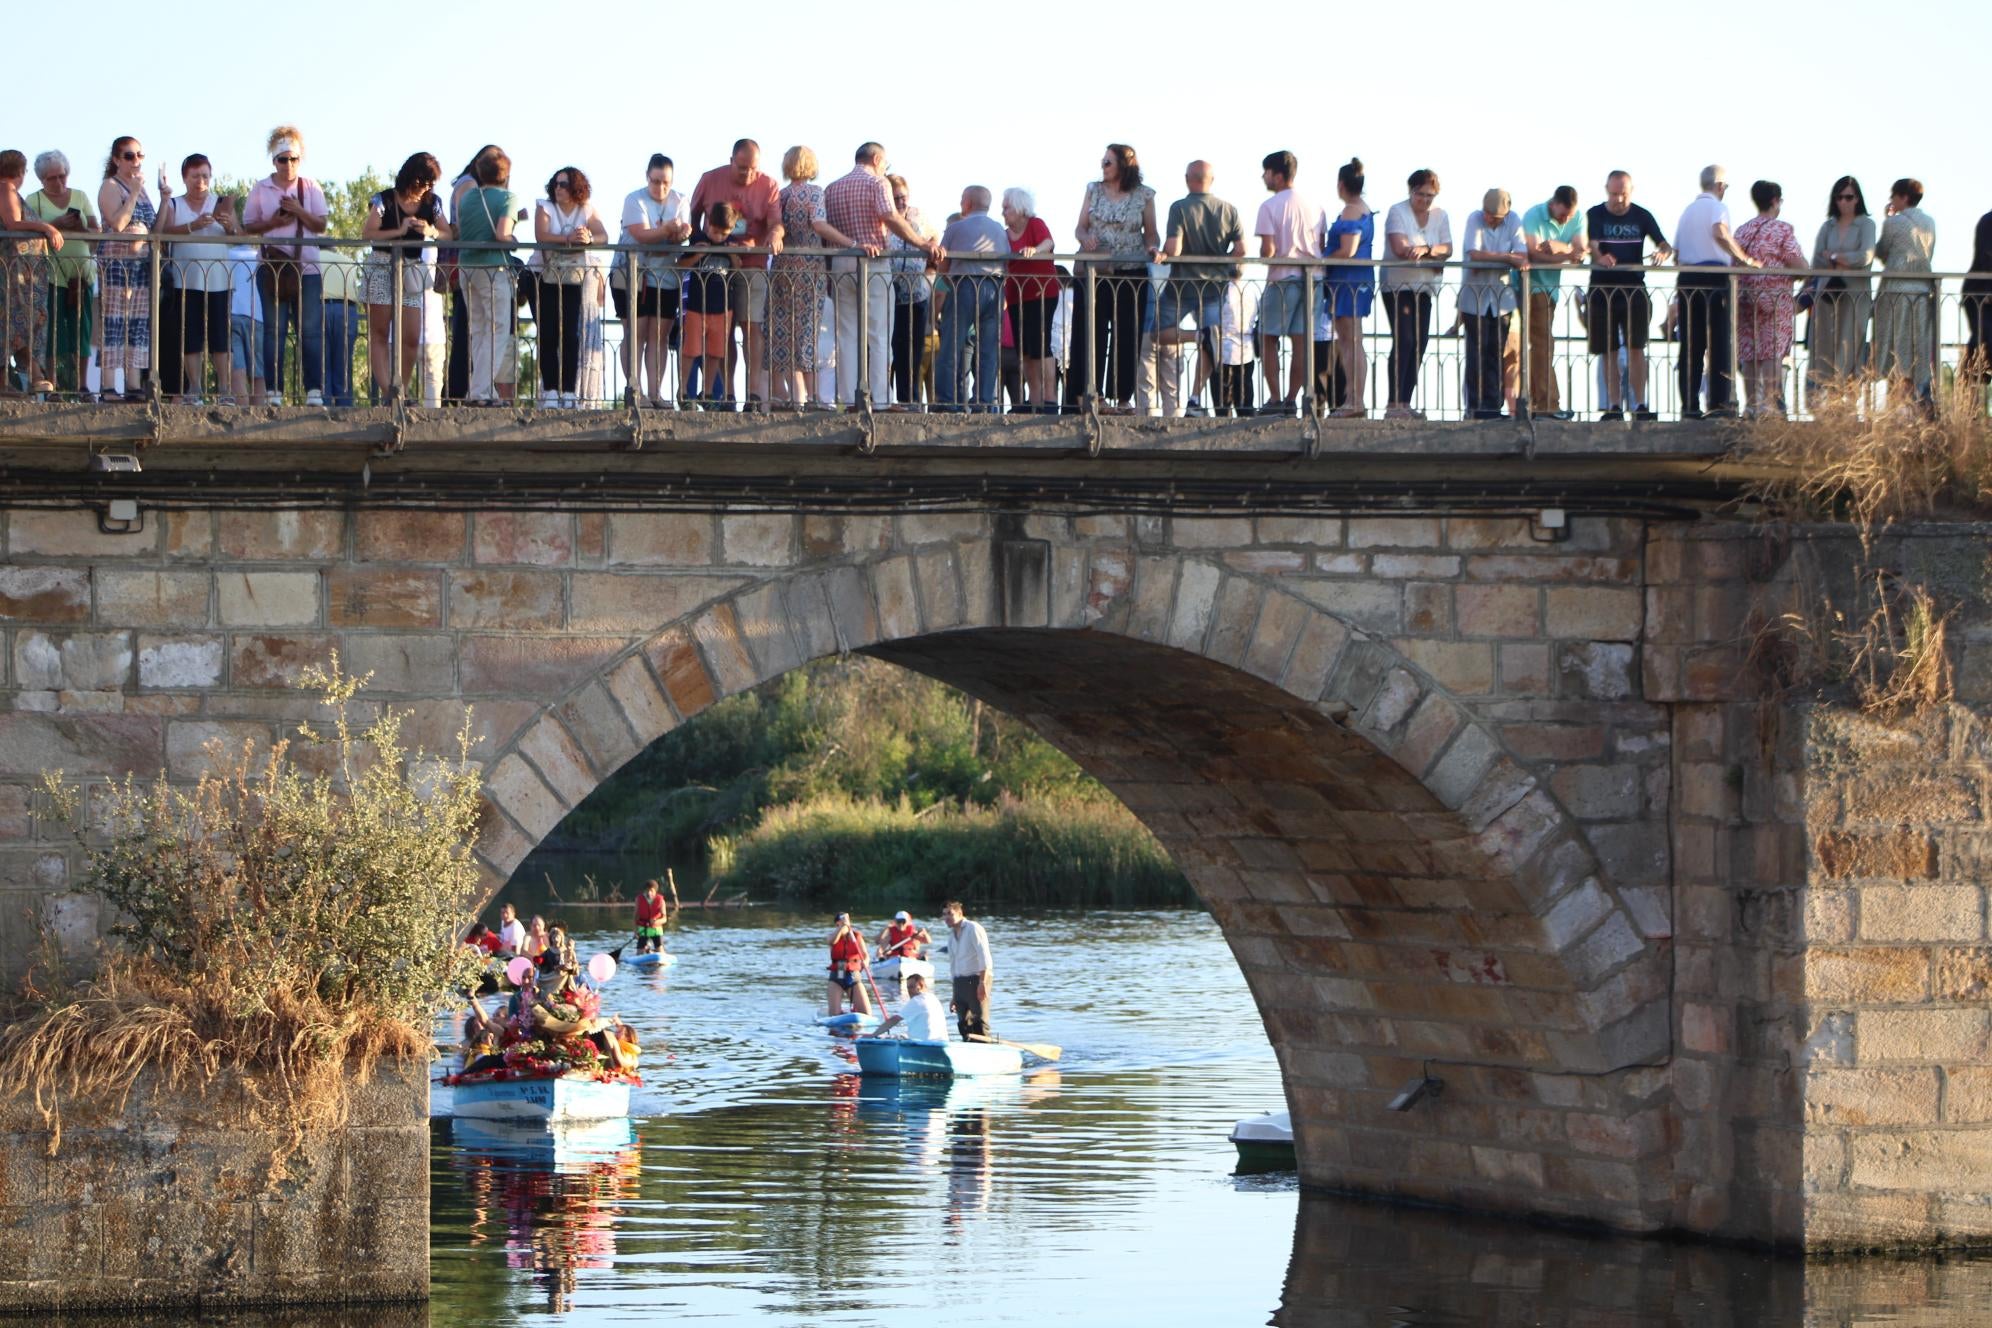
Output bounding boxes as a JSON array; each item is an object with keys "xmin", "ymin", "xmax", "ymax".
[
  {"xmin": 264, "ymin": 391, "xmax": 282, "ymax": 407},
  {"xmin": 560, "ymin": 392, "xmax": 578, "ymax": 409},
  {"xmin": 304, "ymin": 389, "xmax": 323, "ymax": 406},
  {"xmin": 539, "ymin": 390, "xmax": 560, "ymax": 410}
]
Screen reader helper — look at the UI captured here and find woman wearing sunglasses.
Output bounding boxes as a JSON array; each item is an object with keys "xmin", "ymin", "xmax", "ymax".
[{"xmin": 241, "ymin": 125, "xmax": 329, "ymax": 405}]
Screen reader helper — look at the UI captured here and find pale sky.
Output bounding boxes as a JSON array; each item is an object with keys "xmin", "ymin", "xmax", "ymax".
[{"xmin": 12, "ymin": 0, "xmax": 1990, "ymax": 265}]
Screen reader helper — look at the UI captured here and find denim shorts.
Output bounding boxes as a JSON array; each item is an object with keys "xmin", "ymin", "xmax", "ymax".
[
  {"xmin": 1259, "ymin": 280, "xmax": 1313, "ymax": 337},
  {"xmin": 1156, "ymin": 281, "xmax": 1226, "ymax": 332},
  {"xmin": 230, "ymin": 314, "xmax": 261, "ymax": 372}
]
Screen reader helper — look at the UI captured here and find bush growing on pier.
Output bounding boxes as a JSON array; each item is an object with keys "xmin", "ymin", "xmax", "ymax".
[
  {"xmin": 706, "ymin": 791, "xmax": 1192, "ymax": 906},
  {"xmin": 3, "ymin": 659, "xmax": 485, "ymax": 1162}
]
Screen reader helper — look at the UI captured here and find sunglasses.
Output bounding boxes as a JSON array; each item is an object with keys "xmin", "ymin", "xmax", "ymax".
[
  {"xmin": 121, "ymin": 150, "xmax": 144, "ymax": 161},
  {"xmin": 554, "ymin": 178, "xmax": 572, "ymax": 188},
  {"xmin": 273, "ymin": 154, "xmax": 300, "ymax": 164}
]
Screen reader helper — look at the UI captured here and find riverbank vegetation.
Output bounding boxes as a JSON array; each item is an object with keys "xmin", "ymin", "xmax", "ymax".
[
  {"xmin": 526, "ymin": 657, "xmax": 1193, "ymax": 906},
  {"xmin": 3, "ymin": 662, "xmax": 483, "ymax": 1162}
]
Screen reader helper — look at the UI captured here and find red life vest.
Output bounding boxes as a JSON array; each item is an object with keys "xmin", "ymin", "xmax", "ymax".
[
  {"xmin": 881, "ymin": 923, "xmax": 920, "ymax": 956},
  {"xmin": 635, "ymin": 892, "xmax": 666, "ymax": 925},
  {"xmin": 829, "ymin": 931, "xmax": 866, "ymax": 973}
]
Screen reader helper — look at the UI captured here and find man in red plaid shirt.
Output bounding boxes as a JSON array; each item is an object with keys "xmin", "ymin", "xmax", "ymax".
[{"xmin": 823, "ymin": 142, "xmax": 940, "ymax": 406}]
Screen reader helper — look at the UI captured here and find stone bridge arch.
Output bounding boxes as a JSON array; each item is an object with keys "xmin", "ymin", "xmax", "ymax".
[{"xmin": 466, "ymin": 524, "xmax": 1672, "ymax": 1228}]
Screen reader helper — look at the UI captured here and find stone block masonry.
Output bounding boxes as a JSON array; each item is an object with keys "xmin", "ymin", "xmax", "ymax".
[
  {"xmin": 0, "ymin": 1066, "xmax": 427, "ymax": 1310},
  {"xmin": 1, "ymin": 498, "xmax": 1990, "ymax": 1253}
]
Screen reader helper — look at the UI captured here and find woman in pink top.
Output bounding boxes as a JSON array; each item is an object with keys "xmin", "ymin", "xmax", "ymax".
[
  {"xmin": 240, "ymin": 125, "xmax": 328, "ymax": 404},
  {"xmin": 1734, "ymin": 180, "xmax": 1808, "ymax": 419}
]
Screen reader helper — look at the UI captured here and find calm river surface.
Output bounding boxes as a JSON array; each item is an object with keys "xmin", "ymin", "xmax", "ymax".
[{"xmin": 410, "ymin": 901, "xmax": 1992, "ymax": 1327}]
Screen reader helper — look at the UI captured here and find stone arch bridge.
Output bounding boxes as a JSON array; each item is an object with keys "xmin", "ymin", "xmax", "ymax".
[{"xmin": 0, "ymin": 406, "xmax": 1987, "ymax": 1250}]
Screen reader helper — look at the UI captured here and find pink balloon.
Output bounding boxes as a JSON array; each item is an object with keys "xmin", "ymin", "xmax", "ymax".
[
  {"xmin": 505, "ymin": 956, "xmax": 534, "ymax": 986},
  {"xmin": 587, "ymin": 953, "xmax": 616, "ymax": 984}
]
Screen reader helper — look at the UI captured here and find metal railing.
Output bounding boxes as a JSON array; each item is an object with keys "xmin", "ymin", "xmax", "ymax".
[{"xmin": 3, "ymin": 230, "xmax": 1987, "ymax": 424}]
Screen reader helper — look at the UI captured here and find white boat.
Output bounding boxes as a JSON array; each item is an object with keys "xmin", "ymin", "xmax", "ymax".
[
  {"xmin": 872, "ymin": 956, "xmax": 933, "ymax": 982},
  {"xmin": 1229, "ymin": 1109, "xmax": 1295, "ymax": 1171},
  {"xmin": 450, "ymin": 1072, "xmax": 632, "ymax": 1122},
  {"xmin": 815, "ymin": 1010, "xmax": 881, "ymax": 1031},
  {"xmin": 853, "ymin": 1037, "xmax": 1024, "ymax": 1077}
]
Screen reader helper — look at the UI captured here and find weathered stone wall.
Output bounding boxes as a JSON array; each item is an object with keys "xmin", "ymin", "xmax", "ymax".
[
  {"xmin": 0, "ymin": 1066, "xmax": 427, "ymax": 1310},
  {"xmin": 1651, "ymin": 522, "xmax": 1992, "ymax": 1249}
]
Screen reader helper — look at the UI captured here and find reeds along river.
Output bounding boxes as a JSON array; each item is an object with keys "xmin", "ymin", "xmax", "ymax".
[{"xmin": 417, "ymin": 905, "xmax": 1992, "ymax": 1327}]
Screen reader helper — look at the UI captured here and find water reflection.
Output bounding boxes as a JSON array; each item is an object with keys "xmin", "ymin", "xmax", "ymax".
[
  {"xmin": 445, "ymin": 1119, "xmax": 642, "ymax": 1315},
  {"xmin": 1274, "ymin": 1192, "xmax": 1992, "ymax": 1327}
]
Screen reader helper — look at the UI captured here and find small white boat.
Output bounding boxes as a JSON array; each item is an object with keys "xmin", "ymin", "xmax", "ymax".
[
  {"xmin": 1230, "ymin": 1109, "xmax": 1295, "ymax": 1172},
  {"xmin": 854, "ymin": 1037, "xmax": 1024, "ymax": 1077},
  {"xmin": 450, "ymin": 1073, "xmax": 633, "ymax": 1122},
  {"xmin": 871, "ymin": 956, "xmax": 933, "ymax": 982},
  {"xmin": 625, "ymin": 950, "xmax": 676, "ymax": 970}
]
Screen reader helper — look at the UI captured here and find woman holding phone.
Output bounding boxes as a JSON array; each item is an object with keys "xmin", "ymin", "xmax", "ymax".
[
  {"xmin": 156, "ymin": 153, "xmax": 239, "ymax": 402},
  {"xmin": 362, "ymin": 152, "xmax": 451, "ymax": 404}
]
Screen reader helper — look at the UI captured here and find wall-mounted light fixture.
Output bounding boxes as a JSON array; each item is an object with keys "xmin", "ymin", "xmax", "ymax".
[{"xmin": 1386, "ymin": 1075, "xmax": 1445, "ymax": 1112}]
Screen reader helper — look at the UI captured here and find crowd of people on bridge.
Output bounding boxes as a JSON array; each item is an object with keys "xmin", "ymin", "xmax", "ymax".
[{"xmin": 4, "ymin": 127, "xmax": 1990, "ymax": 420}]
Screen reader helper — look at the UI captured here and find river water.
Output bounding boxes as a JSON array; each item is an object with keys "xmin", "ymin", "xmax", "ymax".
[{"xmin": 411, "ymin": 902, "xmax": 1992, "ymax": 1327}]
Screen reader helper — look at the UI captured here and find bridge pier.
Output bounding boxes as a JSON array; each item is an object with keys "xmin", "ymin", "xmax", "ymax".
[{"xmin": 0, "ymin": 420, "xmax": 1987, "ymax": 1284}]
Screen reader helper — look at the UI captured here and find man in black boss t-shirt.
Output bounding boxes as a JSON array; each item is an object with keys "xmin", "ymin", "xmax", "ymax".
[{"xmin": 1586, "ymin": 170, "xmax": 1675, "ymax": 419}]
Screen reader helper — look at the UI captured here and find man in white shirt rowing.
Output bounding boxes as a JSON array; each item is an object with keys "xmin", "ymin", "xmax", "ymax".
[{"xmin": 869, "ymin": 971, "xmax": 948, "ymax": 1041}]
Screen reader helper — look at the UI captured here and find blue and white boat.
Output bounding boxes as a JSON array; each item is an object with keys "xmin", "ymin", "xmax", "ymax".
[
  {"xmin": 853, "ymin": 1037, "xmax": 1024, "ymax": 1077},
  {"xmin": 625, "ymin": 950, "xmax": 676, "ymax": 971},
  {"xmin": 815, "ymin": 1010, "xmax": 881, "ymax": 1031},
  {"xmin": 450, "ymin": 1073, "xmax": 632, "ymax": 1122}
]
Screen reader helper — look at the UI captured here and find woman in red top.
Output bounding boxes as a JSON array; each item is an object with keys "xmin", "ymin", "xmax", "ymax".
[
  {"xmin": 1001, "ymin": 187, "xmax": 1058, "ymax": 412},
  {"xmin": 826, "ymin": 912, "xmax": 871, "ymax": 1016}
]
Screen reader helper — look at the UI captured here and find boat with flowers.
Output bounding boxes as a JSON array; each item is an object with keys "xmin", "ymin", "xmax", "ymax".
[{"xmin": 446, "ymin": 951, "xmax": 642, "ymax": 1122}]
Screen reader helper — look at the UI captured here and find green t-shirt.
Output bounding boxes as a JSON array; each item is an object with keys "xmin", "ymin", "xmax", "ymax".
[
  {"xmin": 1522, "ymin": 202, "xmax": 1586, "ymax": 298},
  {"xmin": 26, "ymin": 190, "xmax": 96, "ymax": 283},
  {"xmin": 456, "ymin": 187, "xmax": 518, "ymax": 267},
  {"xmin": 1165, "ymin": 193, "xmax": 1244, "ymax": 280}
]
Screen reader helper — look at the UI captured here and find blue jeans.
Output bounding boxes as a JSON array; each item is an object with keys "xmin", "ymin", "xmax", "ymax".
[
  {"xmin": 936, "ymin": 275, "xmax": 1001, "ymax": 409},
  {"xmin": 255, "ymin": 268, "xmax": 324, "ymax": 394},
  {"xmin": 321, "ymin": 298, "xmax": 360, "ymax": 406}
]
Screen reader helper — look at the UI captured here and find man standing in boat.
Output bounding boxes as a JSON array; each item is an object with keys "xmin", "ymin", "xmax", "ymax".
[
  {"xmin": 942, "ymin": 900, "xmax": 993, "ymax": 1040},
  {"xmin": 868, "ymin": 970, "xmax": 947, "ymax": 1041},
  {"xmin": 633, "ymin": 879, "xmax": 668, "ymax": 954},
  {"xmin": 875, "ymin": 910, "xmax": 930, "ymax": 962}
]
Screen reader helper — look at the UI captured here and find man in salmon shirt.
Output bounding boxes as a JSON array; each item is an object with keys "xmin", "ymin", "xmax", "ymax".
[{"xmin": 688, "ymin": 139, "xmax": 784, "ymax": 408}]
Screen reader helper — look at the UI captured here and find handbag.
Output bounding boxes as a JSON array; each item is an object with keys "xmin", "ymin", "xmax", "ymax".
[
  {"xmin": 260, "ymin": 179, "xmax": 305, "ymax": 303},
  {"xmin": 541, "ymin": 201, "xmax": 588, "ymax": 287}
]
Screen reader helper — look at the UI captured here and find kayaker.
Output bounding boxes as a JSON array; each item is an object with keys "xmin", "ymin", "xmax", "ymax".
[
  {"xmin": 875, "ymin": 911, "xmax": 930, "ymax": 962},
  {"xmin": 497, "ymin": 903, "xmax": 529, "ymax": 956},
  {"xmin": 868, "ymin": 971, "xmax": 947, "ymax": 1041},
  {"xmin": 941, "ymin": 900, "xmax": 993, "ymax": 1040},
  {"xmin": 826, "ymin": 911, "xmax": 873, "ymax": 1017},
  {"xmin": 633, "ymin": 879, "xmax": 668, "ymax": 953}
]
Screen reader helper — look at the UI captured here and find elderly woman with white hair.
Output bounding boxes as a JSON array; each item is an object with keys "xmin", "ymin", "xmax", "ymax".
[
  {"xmin": 24, "ymin": 151, "xmax": 96, "ymax": 395},
  {"xmin": 1002, "ymin": 187, "xmax": 1058, "ymax": 410},
  {"xmin": 241, "ymin": 125, "xmax": 329, "ymax": 405}
]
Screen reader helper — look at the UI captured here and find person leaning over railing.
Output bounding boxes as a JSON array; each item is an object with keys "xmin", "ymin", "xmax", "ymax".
[
  {"xmin": 1000, "ymin": 187, "xmax": 1060, "ymax": 413},
  {"xmin": 455, "ymin": 149, "xmax": 520, "ymax": 406},
  {"xmin": 687, "ymin": 139, "xmax": 784, "ymax": 408},
  {"xmin": 1382, "ymin": 168, "xmax": 1450, "ymax": 420},
  {"xmin": 1734, "ymin": 180, "xmax": 1808, "ymax": 419},
  {"xmin": 362, "ymin": 153, "xmax": 450, "ymax": 406},
  {"xmin": 241, "ymin": 126, "xmax": 329, "ymax": 405},
  {"xmin": 769, "ymin": 146, "xmax": 852, "ymax": 410},
  {"xmin": 1965, "ymin": 201, "xmax": 1992, "ymax": 394},
  {"xmin": 618, "ymin": 153, "xmax": 691, "ymax": 409},
  {"xmin": 0, "ymin": 149, "xmax": 64, "ymax": 395},
  {"xmin": 25, "ymin": 151, "xmax": 94, "ymax": 396},
  {"xmin": 1806, "ymin": 175, "xmax": 1876, "ymax": 399},
  {"xmin": 1459, "ymin": 189, "xmax": 1528, "ymax": 420},
  {"xmin": 95, "ymin": 135, "xmax": 156, "ymax": 400},
  {"xmin": 1520, "ymin": 183, "xmax": 1586, "ymax": 420},
  {"xmin": 1586, "ymin": 170, "xmax": 1672, "ymax": 421},
  {"xmin": 156, "ymin": 153, "xmax": 239, "ymax": 403},
  {"xmin": 1065, "ymin": 143, "xmax": 1158, "ymax": 414},
  {"xmin": 533, "ymin": 166, "xmax": 606, "ymax": 409},
  {"xmin": 824, "ymin": 142, "xmax": 937, "ymax": 408},
  {"xmin": 1156, "ymin": 161, "xmax": 1244, "ymax": 419},
  {"xmin": 1874, "ymin": 177, "xmax": 1938, "ymax": 405}
]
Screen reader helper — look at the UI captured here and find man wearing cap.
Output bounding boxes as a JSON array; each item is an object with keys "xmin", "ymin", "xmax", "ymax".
[
  {"xmin": 876, "ymin": 910, "xmax": 930, "ymax": 962},
  {"xmin": 941, "ymin": 900, "xmax": 993, "ymax": 1040},
  {"xmin": 869, "ymin": 971, "xmax": 948, "ymax": 1042}
]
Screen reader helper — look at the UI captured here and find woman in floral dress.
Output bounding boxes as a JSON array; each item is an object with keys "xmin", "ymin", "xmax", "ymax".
[
  {"xmin": 1734, "ymin": 180, "xmax": 1808, "ymax": 418},
  {"xmin": 768, "ymin": 146, "xmax": 854, "ymax": 408}
]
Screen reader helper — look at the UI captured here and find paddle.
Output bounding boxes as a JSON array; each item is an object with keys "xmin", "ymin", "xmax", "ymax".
[{"xmin": 967, "ymin": 1033, "xmax": 1062, "ymax": 1062}]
